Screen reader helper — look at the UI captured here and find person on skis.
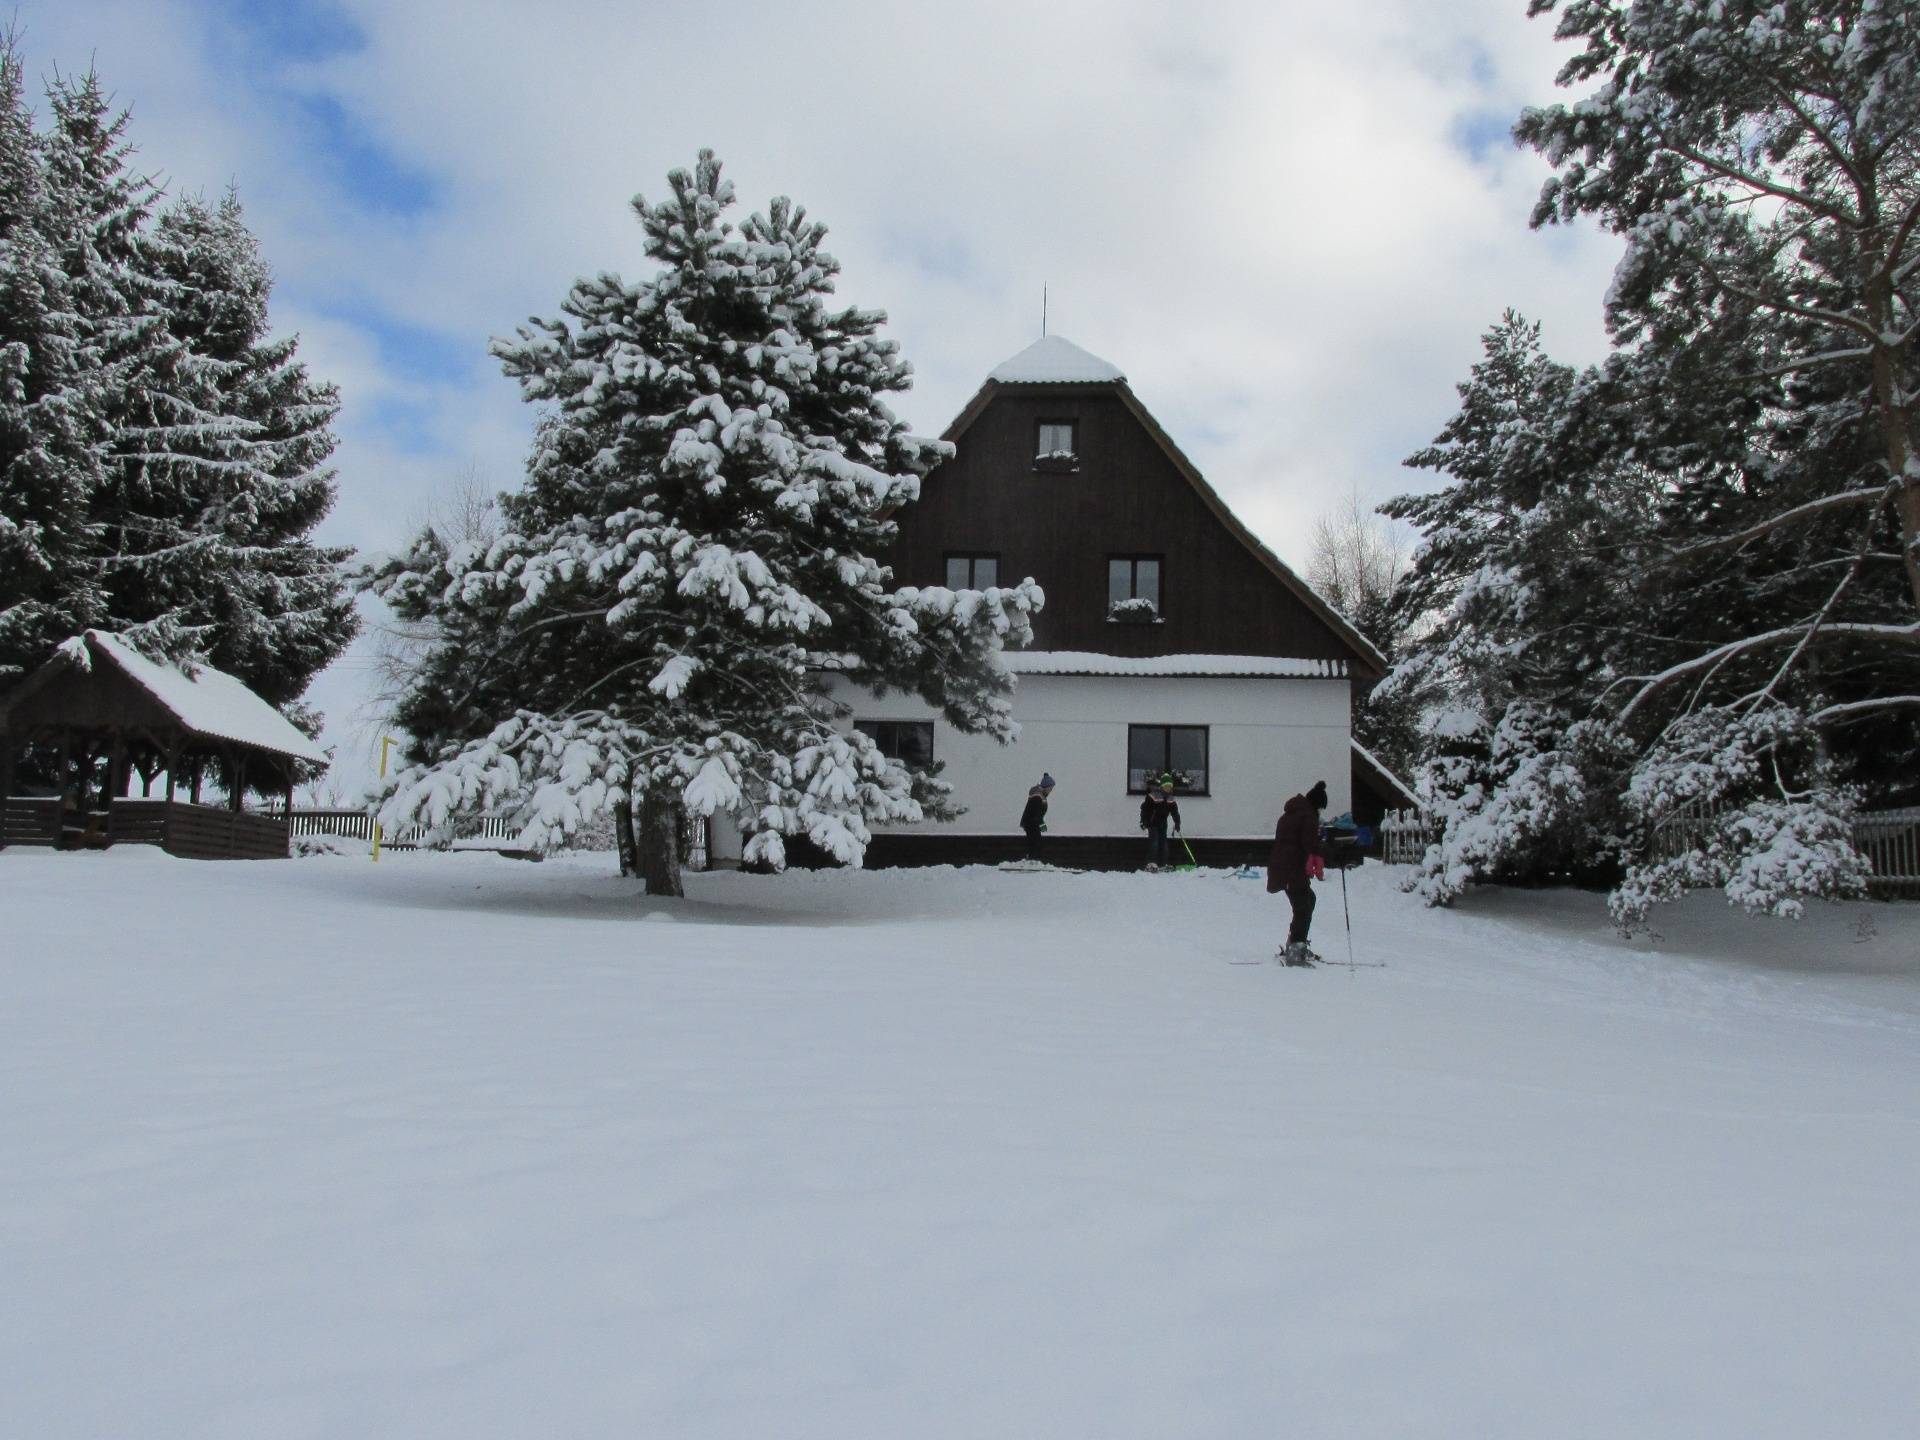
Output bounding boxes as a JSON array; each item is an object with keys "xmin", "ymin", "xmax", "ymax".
[
  {"xmin": 1266, "ymin": 779, "xmax": 1328, "ymax": 964},
  {"xmin": 1019, "ymin": 773, "xmax": 1056, "ymax": 862},
  {"xmin": 1139, "ymin": 775, "xmax": 1182, "ymax": 870}
]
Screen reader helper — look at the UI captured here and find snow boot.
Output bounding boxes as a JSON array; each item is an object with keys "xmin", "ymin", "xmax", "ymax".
[{"xmin": 1281, "ymin": 942, "xmax": 1317, "ymax": 967}]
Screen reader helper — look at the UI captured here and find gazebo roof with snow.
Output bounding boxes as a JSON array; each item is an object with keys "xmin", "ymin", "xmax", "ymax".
[
  {"xmin": 0, "ymin": 625, "xmax": 326, "ymax": 771},
  {"xmin": 1, "ymin": 631, "xmax": 327, "ymax": 765}
]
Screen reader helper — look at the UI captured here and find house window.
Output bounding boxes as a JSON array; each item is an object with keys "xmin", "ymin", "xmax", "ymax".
[
  {"xmin": 1128, "ymin": 725, "xmax": 1208, "ymax": 794},
  {"xmin": 944, "ymin": 553, "xmax": 999, "ymax": 589},
  {"xmin": 855, "ymin": 719, "xmax": 935, "ymax": 770},
  {"xmin": 1036, "ymin": 420, "xmax": 1076, "ymax": 459},
  {"xmin": 1108, "ymin": 555, "xmax": 1163, "ymax": 617}
]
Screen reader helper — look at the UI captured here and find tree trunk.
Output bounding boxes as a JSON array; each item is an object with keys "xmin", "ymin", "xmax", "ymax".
[
  {"xmin": 1865, "ymin": 274, "xmax": 1920, "ymax": 616},
  {"xmin": 613, "ymin": 795, "xmax": 639, "ymax": 878},
  {"xmin": 636, "ymin": 790, "xmax": 684, "ymax": 897}
]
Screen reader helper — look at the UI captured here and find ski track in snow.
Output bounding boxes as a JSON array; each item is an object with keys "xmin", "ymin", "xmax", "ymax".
[{"xmin": 2, "ymin": 849, "xmax": 1917, "ymax": 1439}]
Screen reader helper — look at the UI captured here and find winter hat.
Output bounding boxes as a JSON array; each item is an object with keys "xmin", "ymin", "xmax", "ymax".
[
  {"xmin": 1159, "ymin": 774, "xmax": 1175, "ymax": 790},
  {"xmin": 1306, "ymin": 780, "xmax": 1329, "ymax": 810},
  {"xmin": 1039, "ymin": 773, "xmax": 1056, "ymax": 790}
]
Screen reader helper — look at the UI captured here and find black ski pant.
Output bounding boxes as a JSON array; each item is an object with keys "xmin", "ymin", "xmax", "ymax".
[
  {"xmin": 1023, "ymin": 825, "xmax": 1042, "ymax": 861},
  {"xmin": 1285, "ymin": 879, "xmax": 1316, "ymax": 945}
]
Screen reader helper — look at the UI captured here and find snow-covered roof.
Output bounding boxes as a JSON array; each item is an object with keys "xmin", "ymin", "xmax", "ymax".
[
  {"xmin": 987, "ymin": 336, "xmax": 1126, "ymax": 385},
  {"xmin": 1001, "ymin": 651, "xmax": 1347, "ymax": 679},
  {"xmin": 1350, "ymin": 739, "xmax": 1420, "ymax": 810},
  {"xmin": 60, "ymin": 631, "xmax": 329, "ymax": 764}
]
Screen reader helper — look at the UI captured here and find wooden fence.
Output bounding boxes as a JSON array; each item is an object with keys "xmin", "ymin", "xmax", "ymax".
[{"xmin": 1375, "ymin": 804, "xmax": 1920, "ymax": 898}]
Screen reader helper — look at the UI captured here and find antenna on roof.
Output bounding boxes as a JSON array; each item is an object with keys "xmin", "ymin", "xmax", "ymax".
[{"xmin": 1042, "ymin": 284, "xmax": 1048, "ymax": 337}]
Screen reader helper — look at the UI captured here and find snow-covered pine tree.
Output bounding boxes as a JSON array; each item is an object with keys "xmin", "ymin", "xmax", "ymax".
[
  {"xmin": 370, "ymin": 152, "xmax": 1040, "ymax": 894},
  {"xmin": 144, "ymin": 190, "xmax": 356, "ymax": 704},
  {"xmin": 37, "ymin": 72, "xmax": 356, "ymax": 703},
  {"xmin": 0, "ymin": 38, "xmax": 105, "ymax": 687},
  {"xmin": 1513, "ymin": 0, "xmax": 1919, "ymax": 920},
  {"xmin": 1382, "ymin": 312, "xmax": 1653, "ymax": 903}
]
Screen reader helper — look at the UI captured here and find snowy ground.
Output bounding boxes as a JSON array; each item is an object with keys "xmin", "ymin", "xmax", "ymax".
[{"xmin": 4, "ymin": 849, "xmax": 1917, "ymax": 1439}]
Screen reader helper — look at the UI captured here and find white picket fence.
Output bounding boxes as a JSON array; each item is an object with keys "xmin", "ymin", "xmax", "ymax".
[
  {"xmin": 264, "ymin": 807, "xmax": 710, "ymax": 870},
  {"xmin": 1376, "ymin": 804, "xmax": 1920, "ymax": 898},
  {"xmin": 1379, "ymin": 809, "xmax": 1441, "ymax": 866}
]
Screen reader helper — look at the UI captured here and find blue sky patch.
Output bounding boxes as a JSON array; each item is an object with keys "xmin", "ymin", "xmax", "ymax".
[
  {"xmin": 289, "ymin": 91, "xmax": 439, "ymax": 218},
  {"xmin": 204, "ymin": 0, "xmax": 365, "ymax": 65},
  {"xmin": 1451, "ymin": 109, "xmax": 1517, "ymax": 165},
  {"xmin": 196, "ymin": 0, "xmax": 439, "ymax": 218}
]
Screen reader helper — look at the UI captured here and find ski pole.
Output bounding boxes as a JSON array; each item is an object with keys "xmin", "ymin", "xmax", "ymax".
[
  {"xmin": 1179, "ymin": 835, "xmax": 1198, "ymax": 870},
  {"xmin": 1340, "ymin": 864, "xmax": 1355, "ymax": 967}
]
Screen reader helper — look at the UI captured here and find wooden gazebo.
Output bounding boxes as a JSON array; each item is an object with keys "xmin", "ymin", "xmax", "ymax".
[{"xmin": 0, "ymin": 631, "xmax": 327, "ymax": 859}]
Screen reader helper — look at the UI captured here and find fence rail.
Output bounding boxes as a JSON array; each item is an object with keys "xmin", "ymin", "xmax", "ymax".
[
  {"xmin": 1379, "ymin": 809, "xmax": 1440, "ymax": 866},
  {"xmin": 1375, "ymin": 804, "xmax": 1920, "ymax": 898},
  {"xmin": 261, "ymin": 807, "xmax": 708, "ymax": 870}
]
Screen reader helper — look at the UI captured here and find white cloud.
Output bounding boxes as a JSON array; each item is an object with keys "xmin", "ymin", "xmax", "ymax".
[{"xmin": 32, "ymin": 0, "xmax": 1624, "ymax": 790}]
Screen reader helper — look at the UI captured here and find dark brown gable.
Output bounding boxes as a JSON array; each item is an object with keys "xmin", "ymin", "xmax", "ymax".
[{"xmin": 888, "ymin": 379, "xmax": 1384, "ymax": 674}]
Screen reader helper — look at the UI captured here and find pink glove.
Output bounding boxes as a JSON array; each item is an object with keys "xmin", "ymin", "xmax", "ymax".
[{"xmin": 1306, "ymin": 854, "xmax": 1326, "ymax": 881}]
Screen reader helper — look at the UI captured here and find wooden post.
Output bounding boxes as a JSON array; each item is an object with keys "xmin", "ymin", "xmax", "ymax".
[{"xmin": 229, "ymin": 749, "xmax": 246, "ymax": 813}]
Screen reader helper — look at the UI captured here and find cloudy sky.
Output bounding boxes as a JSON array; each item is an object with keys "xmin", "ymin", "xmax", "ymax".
[{"xmin": 32, "ymin": 0, "xmax": 1621, "ymax": 791}]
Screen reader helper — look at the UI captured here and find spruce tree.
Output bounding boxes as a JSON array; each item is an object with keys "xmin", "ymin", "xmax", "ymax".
[
  {"xmin": 0, "ymin": 56, "xmax": 356, "ymax": 707},
  {"xmin": 142, "ymin": 190, "xmax": 356, "ymax": 704},
  {"xmin": 0, "ymin": 40, "xmax": 104, "ymax": 685},
  {"xmin": 371, "ymin": 152, "xmax": 1040, "ymax": 893},
  {"xmin": 1383, "ymin": 313, "xmax": 1653, "ymax": 902}
]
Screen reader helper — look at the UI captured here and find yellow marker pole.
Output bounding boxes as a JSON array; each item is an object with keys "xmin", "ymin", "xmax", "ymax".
[{"xmin": 371, "ymin": 735, "xmax": 394, "ymax": 862}]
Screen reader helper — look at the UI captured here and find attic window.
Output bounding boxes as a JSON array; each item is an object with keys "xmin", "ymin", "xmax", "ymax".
[{"xmin": 1035, "ymin": 420, "xmax": 1077, "ymax": 469}]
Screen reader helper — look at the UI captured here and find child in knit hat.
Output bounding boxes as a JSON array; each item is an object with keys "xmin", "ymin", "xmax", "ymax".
[{"xmin": 1019, "ymin": 773, "xmax": 1056, "ymax": 861}]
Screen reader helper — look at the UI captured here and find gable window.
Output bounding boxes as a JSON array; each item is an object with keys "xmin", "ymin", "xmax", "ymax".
[
  {"xmin": 1036, "ymin": 420, "xmax": 1076, "ymax": 459},
  {"xmin": 855, "ymin": 719, "xmax": 935, "ymax": 770},
  {"xmin": 1128, "ymin": 725, "xmax": 1208, "ymax": 794},
  {"xmin": 1108, "ymin": 555, "xmax": 1163, "ymax": 620},
  {"xmin": 944, "ymin": 553, "xmax": 999, "ymax": 590}
]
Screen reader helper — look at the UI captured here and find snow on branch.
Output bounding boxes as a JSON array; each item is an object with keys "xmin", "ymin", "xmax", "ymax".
[
  {"xmin": 1616, "ymin": 622, "xmax": 1920, "ymax": 725},
  {"xmin": 1670, "ymin": 484, "xmax": 1897, "ymax": 558}
]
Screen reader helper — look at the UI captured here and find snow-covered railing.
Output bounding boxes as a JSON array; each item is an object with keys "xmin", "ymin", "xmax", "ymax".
[
  {"xmin": 263, "ymin": 807, "xmax": 518, "ymax": 848},
  {"xmin": 1652, "ymin": 801, "xmax": 1919, "ymax": 898},
  {"xmin": 265, "ymin": 807, "xmax": 709, "ymax": 869},
  {"xmin": 1853, "ymin": 807, "xmax": 1920, "ymax": 899},
  {"xmin": 1380, "ymin": 808, "xmax": 1439, "ymax": 866}
]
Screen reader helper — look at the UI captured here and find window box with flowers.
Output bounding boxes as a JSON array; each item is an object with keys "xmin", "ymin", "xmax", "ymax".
[
  {"xmin": 1106, "ymin": 596, "xmax": 1162, "ymax": 624},
  {"xmin": 1033, "ymin": 420, "xmax": 1079, "ymax": 473}
]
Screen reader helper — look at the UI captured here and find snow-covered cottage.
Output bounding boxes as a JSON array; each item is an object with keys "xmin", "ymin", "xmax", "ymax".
[{"xmin": 715, "ymin": 336, "xmax": 1399, "ymax": 868}]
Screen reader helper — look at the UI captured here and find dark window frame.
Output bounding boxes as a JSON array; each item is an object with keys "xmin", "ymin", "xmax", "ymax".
[
  {"xmin": 1126, "ymin": 724, "xmax": 1210, "ymax": 796},
  {"xmin": 854, "ymin": 719, "xmax": 936, "ymax": 770},
  {"xmin": 1107, "ymin": 553, "xmax": 1166, "ymax": 619},
  {"xmin": 943, "ymin": 552, "xmax": 1001, "ymax": 590}
]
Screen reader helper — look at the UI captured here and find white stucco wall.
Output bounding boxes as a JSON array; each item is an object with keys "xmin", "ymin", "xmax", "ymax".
[{"xmin": 829, "ymin": 671, "xmax": 1349, "ymax": 842}]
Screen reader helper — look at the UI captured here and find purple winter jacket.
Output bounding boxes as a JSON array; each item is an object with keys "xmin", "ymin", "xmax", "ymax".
[{"xmin": 1265, "ymin": 793, "xmax": 1324, "ymax": 892}]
